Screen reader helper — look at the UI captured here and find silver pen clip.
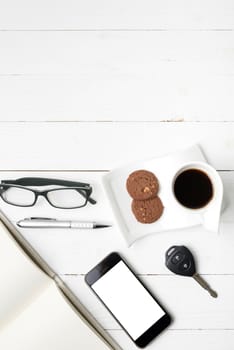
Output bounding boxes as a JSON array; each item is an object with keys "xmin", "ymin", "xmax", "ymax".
[{"xmin": 26, "ymin": 217, "xmax": 57, "ymax": 221}]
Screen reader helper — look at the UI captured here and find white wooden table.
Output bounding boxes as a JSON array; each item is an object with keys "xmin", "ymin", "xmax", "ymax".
[{"xmin": 0, "ymin": 1, "xmax": 234, "ymax": 349}]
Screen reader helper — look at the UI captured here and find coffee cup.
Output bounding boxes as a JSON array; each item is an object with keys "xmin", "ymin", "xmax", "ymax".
[{"xmin": 172, "ymin": 161, "xmax": 223, "ymax": 232}]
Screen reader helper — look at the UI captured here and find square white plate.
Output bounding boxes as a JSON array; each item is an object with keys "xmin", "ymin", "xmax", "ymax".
[{"xmin": 103, "ymin": 145, "xmax": 208, "ymax": 246}]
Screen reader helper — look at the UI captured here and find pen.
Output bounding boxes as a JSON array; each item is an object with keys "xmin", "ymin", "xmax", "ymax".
[{"xmin": 17, "ymin": 217, "xmax": 111, "ymax": 229}]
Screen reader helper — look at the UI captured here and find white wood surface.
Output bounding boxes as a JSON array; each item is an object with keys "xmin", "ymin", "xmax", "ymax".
[
  {"xmin": 1, "ymin": 31, "xmax": 234, "ymax": 121},
  {"xmin": 0, "ymin": 0, "xmax": 234, "ymax": 30},
  {"xmin": 0, "ymin": 0, "xmax": 233, "ymax": 349},
  {"xmin": 0, "ymin": 122, "xmax": 233, "ymax": 169}
]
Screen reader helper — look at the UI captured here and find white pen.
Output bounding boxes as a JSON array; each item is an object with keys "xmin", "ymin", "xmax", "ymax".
[{"xmin": 17, "ymin": 217, "xmax": 111, "ymax": 229}]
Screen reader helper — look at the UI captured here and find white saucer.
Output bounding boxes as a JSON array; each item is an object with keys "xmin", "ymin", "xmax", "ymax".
[{"xmin": 103, "ymin": 145, "xmax": 221, "ymax": 246}]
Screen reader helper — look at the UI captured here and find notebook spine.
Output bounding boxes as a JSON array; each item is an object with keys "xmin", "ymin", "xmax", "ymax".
[{"xmin": 54, "ymin": 275, "xmax": 122, "ymax": 350}]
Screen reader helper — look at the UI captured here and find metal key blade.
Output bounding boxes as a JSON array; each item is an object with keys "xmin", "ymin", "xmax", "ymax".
[{"xmin": 193, "ymin": 273, "xmax": 218, "ymax": 298}]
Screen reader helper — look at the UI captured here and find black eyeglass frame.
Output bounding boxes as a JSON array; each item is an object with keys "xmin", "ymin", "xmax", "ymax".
[{"xmin": 0, "ymin": 177, "xmax": 96, "ymax": 209}]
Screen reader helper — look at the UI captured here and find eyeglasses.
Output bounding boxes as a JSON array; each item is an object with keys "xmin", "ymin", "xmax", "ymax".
[{"xmin": 0, "ymin": 177, "xmax": 97, "ymax": 209}]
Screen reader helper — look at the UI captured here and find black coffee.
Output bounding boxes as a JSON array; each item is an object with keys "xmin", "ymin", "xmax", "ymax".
[{"xmin": 174, "ymin": 169, "xmax": 213, "ymax": 209}]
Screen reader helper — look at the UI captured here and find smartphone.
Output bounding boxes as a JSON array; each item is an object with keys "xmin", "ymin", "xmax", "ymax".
[{"xmin": 85, "ymin": 252, "xmax": 171, "ymax": 348}]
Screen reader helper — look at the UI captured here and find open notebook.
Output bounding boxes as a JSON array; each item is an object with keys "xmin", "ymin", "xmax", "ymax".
[{"xmin": 0, "ymin": 209, "xmax": 121, "ymax": 350}]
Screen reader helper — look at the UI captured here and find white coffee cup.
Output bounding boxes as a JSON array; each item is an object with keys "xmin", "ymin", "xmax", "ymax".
[{"xmin": 172, "ymin": 161, "xmax": 223, "ymax": 232}]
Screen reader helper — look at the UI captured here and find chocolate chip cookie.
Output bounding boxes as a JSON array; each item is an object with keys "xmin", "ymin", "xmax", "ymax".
[
  {"xmin": 131, "ymin": 196, "xmax": 164, "ymax": 223},
  {"xmin": 126, "ymin": 170, "xmax": 159, "ymax": 200}
]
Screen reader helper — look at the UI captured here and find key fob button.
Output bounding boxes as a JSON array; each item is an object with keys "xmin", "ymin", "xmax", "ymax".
[
  {"xmin": 171, "ymin": 253, "xmax": 184, "ymax": 264},
  {"xmin": 179, "ymin": 259, "xmax": 191, "ymax": 271}
]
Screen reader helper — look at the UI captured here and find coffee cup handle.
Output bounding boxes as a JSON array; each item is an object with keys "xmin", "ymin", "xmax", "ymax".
[
  {"xmin": 201, "ymin": 186, "xmax": 223, "ymax": 233},
  {"xmin": 202, "ymin": 207, "xmax": 221, "ymax": 233}
]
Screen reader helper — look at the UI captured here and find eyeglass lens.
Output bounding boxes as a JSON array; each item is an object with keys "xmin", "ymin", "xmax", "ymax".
[
  {"xmin": 47, "ymin": 189, "xmax": 87, "ymax": 208},
  {"xmin": 1, "ymin": 187, "xmax": 36, "ymax": 206}
]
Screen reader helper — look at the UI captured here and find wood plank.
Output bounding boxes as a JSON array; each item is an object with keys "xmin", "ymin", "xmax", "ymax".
[
  {"xmin": 0, "ymin": 171, "xmax": 233, "ymax": 274},
  {"xmin": 2, "ymin": 72, "xmax": 234, "ymax": 122},
  {"xmin": 0, "ymin": 0, "xmax": 233, "ymax": 30},
  {"xmin": 0, "ymin": 31, "xmax": 234, "ymax": 121},
  {"xmin": 63, "ymin": 275, "xmax": 234, "ymax": 330},
  {"xmin": 108, "ymin": 330, "xmax": 234, "ymax": 350},
  {"xmin": 2, "ymin": 32, "xmax": 234, "ymax": 75},
  {"xmin": 0, "ymin": 122, "xmax": 233, "ymax": 170}
]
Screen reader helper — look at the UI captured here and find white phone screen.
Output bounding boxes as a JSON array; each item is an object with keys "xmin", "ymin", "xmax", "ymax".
[{"xmin": 92, "ymin": 261, "xmax": 165, "ymax": 340}]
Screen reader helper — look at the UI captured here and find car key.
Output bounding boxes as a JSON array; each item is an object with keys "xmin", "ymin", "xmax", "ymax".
[{"xmin": 165, "ymin": 245, "xmax": 217, "ymax": 298}]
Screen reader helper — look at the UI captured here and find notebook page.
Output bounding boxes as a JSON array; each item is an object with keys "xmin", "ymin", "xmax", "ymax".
[
  {"xmin": 0, "ymin": 222, "xmax": 51, "ymax": 329},
  {"xmin": 0, "ymin": 282, "xmax": 110, "ymax": 350}
]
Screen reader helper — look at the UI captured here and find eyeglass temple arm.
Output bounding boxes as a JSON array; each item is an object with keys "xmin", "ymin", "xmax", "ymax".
[{"xmin": 1, "ymin": 178, "xmax": 97, "ymax": 205}]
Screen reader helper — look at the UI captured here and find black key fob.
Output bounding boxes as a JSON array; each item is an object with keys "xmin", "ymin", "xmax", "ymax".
[{"xmin": 165, "ymin": 245, "xmax": 196, "ymax": 277}]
